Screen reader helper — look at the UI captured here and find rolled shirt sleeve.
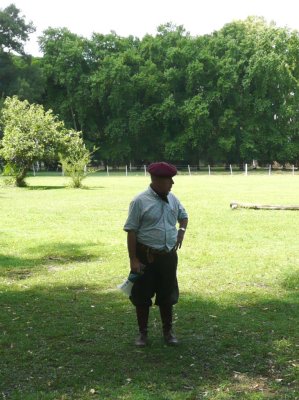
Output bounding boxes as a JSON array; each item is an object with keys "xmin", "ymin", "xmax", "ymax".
[{"xmin": 177, "ymin": 200, "xmax": 188, "ymax": 221}]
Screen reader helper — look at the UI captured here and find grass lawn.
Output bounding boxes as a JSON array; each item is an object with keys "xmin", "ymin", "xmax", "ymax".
[{"xmin": 0, "ymin": 173, "xmax": 298, "ymax": 400}]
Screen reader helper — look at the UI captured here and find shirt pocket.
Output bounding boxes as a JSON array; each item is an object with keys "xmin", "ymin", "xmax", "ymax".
[
  {"xmin": 166, "ymin": 207, "xmax": 178, "ymax": 225},
  {"xmin": 143, "ymin": 206, "xmax": 162, "ymax": 225}
]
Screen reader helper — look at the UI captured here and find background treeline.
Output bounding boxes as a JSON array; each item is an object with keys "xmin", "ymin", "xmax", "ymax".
[{"xmin": 1, "ymin": 4, "xmax": 299, "ymax": 166}]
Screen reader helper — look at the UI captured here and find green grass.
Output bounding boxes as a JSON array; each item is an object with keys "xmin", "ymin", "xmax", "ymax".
[{"xmin": 0, "ymin": 174, "xmax": 298, "ymax": 400}]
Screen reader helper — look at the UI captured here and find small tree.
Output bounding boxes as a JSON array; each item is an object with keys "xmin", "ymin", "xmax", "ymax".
[
  {"xmin": 0, "ymin": 96, "xmax": 87, "ymax": 186},
  {"xmin": 59, "ymin": 133, "xmax": 92, "ymax": 188}
]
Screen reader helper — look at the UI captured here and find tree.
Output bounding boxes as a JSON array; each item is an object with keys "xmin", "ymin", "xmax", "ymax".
[
  {"xmin": 26, "ymin": 18, "xmax": 299, "ymax": 166},
  {"xmin": 0, "ymin": 4, "xmax": 44, "ymax": 104},
  {"xmin": 0, "ymin": 3, "xmax": 35, "ymax": 54},
  {"xmin": 241, "ymin": 22, "xmax": 299, "ymax": 164},
  {"xmin": 39, "ymin": 28, "xmax": 92, "ymax": 132},
  {"xmin": 89, "ymin": 35, "xmax": 142, "ymax": 163},
  {"xmin": 0, "ymin": 96, "xmax": 86, "ymax": 186},
  {"xmin": 184, "ymin": 17, "xmax": 299, "ymax": 166}
]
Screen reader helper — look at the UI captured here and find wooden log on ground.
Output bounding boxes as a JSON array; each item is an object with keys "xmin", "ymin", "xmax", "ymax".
[{"xmin": 230, "ymin": 201, "xmax": 299, "ymax": 210}]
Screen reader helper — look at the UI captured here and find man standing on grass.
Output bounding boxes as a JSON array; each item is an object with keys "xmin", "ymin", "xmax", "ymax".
[{"xmin": 124, "ymin": 162, "xmax": 188, "ymax": 347}]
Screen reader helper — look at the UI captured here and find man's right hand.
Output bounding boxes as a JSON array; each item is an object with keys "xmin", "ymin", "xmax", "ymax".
[{"xmin": 130, "ymin": 257, "xmax": 143, "ymax": 273}]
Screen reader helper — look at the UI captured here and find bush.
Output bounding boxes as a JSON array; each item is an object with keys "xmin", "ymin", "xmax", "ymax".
[
  {"xmin": 0, "ymin": 96, "xmax": 88, "ymax": 187},
  {"xmin": 59, "ymin": 146, "xmax": 91, "ymax": 188}
]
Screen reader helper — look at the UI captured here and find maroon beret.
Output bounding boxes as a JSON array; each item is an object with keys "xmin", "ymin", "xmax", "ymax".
[{"xmin": 147, "ymin": 162, "xmax": 177, "ymax": 177}]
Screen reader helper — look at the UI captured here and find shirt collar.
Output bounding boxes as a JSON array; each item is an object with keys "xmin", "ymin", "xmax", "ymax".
[
  {"xmin": 148, "ymin": 185, "xmax": 169, "ymax": 202},
  {"xmin": 148, "ymin": 186, "xmax": 159, "ymax": 197}
]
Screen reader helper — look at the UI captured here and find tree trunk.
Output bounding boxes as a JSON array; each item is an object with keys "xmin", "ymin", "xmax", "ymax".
[{"xmin": 15, "ymin": 170, "xmax": 28, "ymax": 187}]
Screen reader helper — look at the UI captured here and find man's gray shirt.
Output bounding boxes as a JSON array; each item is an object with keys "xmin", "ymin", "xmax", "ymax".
[{"xmin": 124, "ymin": 186, "xmax": 188, "ymax": 251}]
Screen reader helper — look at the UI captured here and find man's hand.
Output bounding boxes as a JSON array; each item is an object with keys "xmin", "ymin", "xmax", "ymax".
[
  {"xmin": 130, "ymin": 257, "xmax": 143, "ymax": 273},
  {"xmin": 175, "ymin": 230, "xmax": 185, "ymax": 250}
]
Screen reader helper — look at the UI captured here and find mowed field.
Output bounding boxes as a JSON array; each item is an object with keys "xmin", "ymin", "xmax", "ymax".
[{"xmin": 0, "ymin": 174, "xmax": 298, "ymax": 400}]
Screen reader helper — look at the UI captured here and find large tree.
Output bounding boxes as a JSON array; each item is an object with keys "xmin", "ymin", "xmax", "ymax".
[
  {"xmin": 39, "ymin": 28, "xmax": 92, "ymax": 131},
  {"xmin": 0, "ymin": 3, "xmax": 35, "ymax": 54},
  {"xmin": 0, "ymin": 4, "xmax": 44, "ymax": 105},
  {"xmin": 182, "ymin": 17, "xmax": 299, "ymax": 166},
  {"xmin": 37, "ymin": 18, "xmax": 299, "ymax": 166}
]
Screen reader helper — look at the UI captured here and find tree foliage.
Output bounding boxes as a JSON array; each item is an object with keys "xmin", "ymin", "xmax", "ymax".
[
  {"xmin": 0, "ymin": 4, "xmax": 43, "ymax": 104},
  {"xmin": 0, "ymin": 3, "xmax": 34, "ymax": 54},
  {"xmin": 0, "ymin": 96, "xmax": 86, "ymax": 186},
  {"xmin": 2, "ymin": 10, "xmax": 299, "ymax": 166},
  {"xmin": 59, "ymin": 133, "xmax": 92, "ymax": 188}
]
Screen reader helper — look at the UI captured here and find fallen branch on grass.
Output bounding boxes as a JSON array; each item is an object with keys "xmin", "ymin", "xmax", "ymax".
[{"xmin": 230, "ymin": 202, "xmax": 299, "ymax": 210}]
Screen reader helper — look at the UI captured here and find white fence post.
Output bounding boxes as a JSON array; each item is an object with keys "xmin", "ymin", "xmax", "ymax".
[
  {"xmin": 292, "ymin": 165, "xmax": 295, "ymax": 176},
  {"xmin": 125, "ymin": 165, "xmax": 128, "ymax": 176},
  {"xmin": 245, "ymin": 164, "xmax": 248, "ymax": 176},
  {"xmin": 208, "ymin": 165, "xmax": 211, "ymax": 175},
  {"xmin": 107, "ymin": 165, "xmax": 109, "ymax": 176},
  {"xmin": 230, "ymin": 164, "xmax": 233, "ymax": 175},
  {"xmin": 144, "ymin": 165, "xmax": 146, "ymax": 176},
  {"xmin": 269, "ymin": 164, "xmax": 271, "ymax": 176},
  {"xmin": 188, "ymin": 165, "xmax": 191, "ymax": 176}
]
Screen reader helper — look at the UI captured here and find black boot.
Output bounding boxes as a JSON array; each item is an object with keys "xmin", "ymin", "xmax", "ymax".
[
  {"xmin": 135, "ymin": 305, "xmax": 149, "ymax": 347},
  {"xmin": 159, "ymin": 305, "xmax": 179, "ymax": 345}
]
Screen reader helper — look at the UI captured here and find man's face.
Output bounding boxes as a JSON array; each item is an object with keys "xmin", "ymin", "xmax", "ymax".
[{"xmin": 152, "ymin": 176, "xmax": 174, "ymax": 194}]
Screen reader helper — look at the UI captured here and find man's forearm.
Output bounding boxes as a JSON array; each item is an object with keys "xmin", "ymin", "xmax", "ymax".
[
  {"xmin": 179, "ymin": 218, "xmax": 188, "ymax": 230},
  {"xmin": 175, "ymin": 218, "xmax": 188, "ymax": 250},
  {"xmin": 127, "ymin": 230, "xmax": 137, "ymax": 259},
  {"xmin": 127, "ymin": 231, "xmax": 143, "ymax": 272}
]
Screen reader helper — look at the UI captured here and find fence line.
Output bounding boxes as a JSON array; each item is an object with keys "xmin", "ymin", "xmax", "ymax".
[
  {"xmin": 88, "ymin": 164, "xmax": 298, "ymax": 176},
  {"xmin": 27, "ymin": 163, "xmax": 299, "ymax": 176}
]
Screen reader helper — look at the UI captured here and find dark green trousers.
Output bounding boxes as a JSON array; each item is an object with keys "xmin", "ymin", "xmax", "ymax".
[{"xmin": 130, "ymin": 244, "xmax": 179, "ymax": 307}]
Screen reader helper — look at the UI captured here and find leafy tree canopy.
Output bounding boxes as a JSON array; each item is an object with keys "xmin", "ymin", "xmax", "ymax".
[
  {"xmin": 2, "ymin": 10, "xmax": 299, "ymax": 167},
  {"xmin": 0, "ymin": 3, "xmax": 35, "ymax": 54}
]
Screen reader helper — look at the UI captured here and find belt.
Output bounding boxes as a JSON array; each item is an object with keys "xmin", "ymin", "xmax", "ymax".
[{"xmin": 137, "ymin": 243, "xmax": 174, "ymax": 262}]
